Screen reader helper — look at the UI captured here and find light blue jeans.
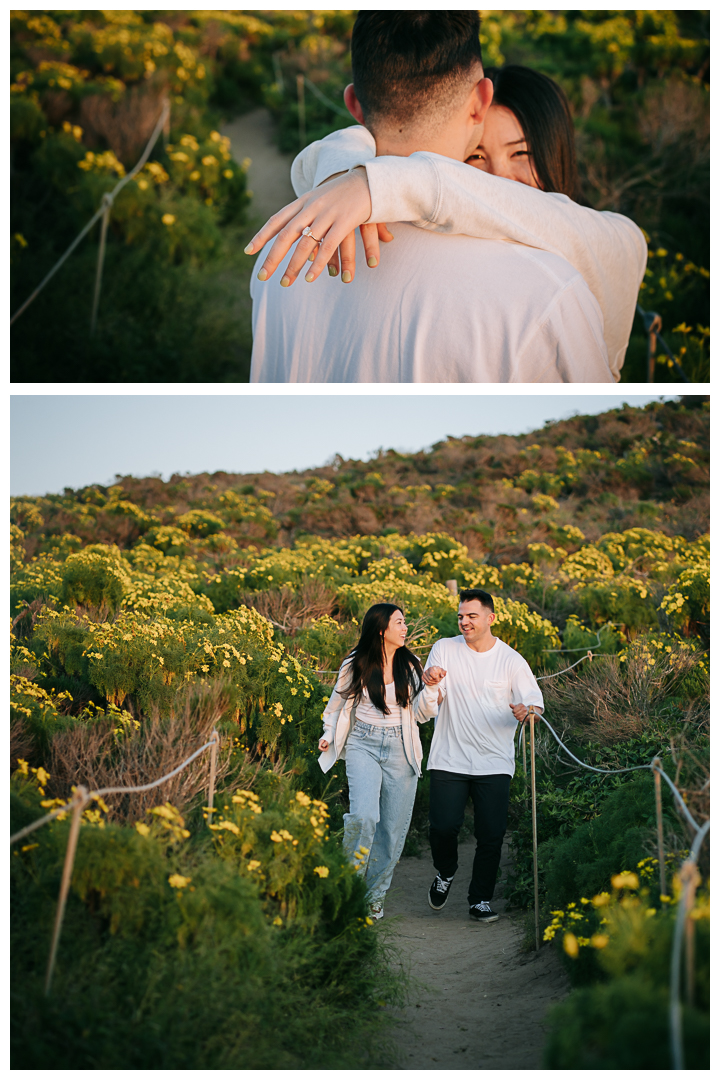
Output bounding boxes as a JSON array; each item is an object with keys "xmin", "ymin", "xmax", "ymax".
[{"xmin": 343, "ymin": 720, "xmax": 418, "ymax": 903}]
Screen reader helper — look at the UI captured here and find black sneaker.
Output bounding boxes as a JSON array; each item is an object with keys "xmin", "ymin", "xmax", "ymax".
[
  {"xmin": 469, "ymin": 901, "xmax": 499, "ymax": 923},
  {"xmin": 428, "ymin": 872, "xmax": 455, "ymax": 910}
]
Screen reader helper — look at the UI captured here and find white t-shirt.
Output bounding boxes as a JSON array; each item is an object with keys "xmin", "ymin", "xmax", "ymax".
[
  {"xmin": 249, "ymin": 223, "xmax": 611, "ymax": 382},
  {"xmin": 424, "ymin": 635, "xmax": 544, "ymax": 777},
  {"xmin": 355, "ymin": 682, "xmax": 403, "ymax": 727},
  {"xmin": 291, "ymin": 126, "xmax": 647, "ymax": 380}
]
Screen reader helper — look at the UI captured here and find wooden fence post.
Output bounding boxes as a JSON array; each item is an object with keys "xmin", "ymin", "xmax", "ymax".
[
  {"xmin": 653, "ymin": 758, "xmax": 667, "ymax": 901},
  {"xmin": 45, "ymin": 785, "xmax": 88, "ymax": 994},
  {"xmin": 297, "ymin": 74, "xmax": 306, "ymax": 149},
  {"xmin": 528, "ymin": 707, "xmax": 540, "ymax": 951},
  {"xmin": 646, "ymin": 312, "xmax": 661, "ymax": 382},
  {"xmin": 90, "ymin": 193, "xmax": 112, "ymax": 335},
  {"xmin": 207, "ymin": 730, "xmax": 219, "ymax": 827}
]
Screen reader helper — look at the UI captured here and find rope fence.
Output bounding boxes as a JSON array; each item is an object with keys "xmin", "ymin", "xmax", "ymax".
[
  {"xmin": 10, "ymin": 100, "xmax": 170, "ymax": 334},
  {"xmin": 10, "ymin": 729, "xmax": 218, "ymax": 994},
  {"xmin": 517, "ymin": 706, "xmax": 707, "ymax": 1070}
]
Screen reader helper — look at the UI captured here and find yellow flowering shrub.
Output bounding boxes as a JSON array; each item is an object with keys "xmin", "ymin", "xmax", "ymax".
[{"xmin": 207, "ymin": 786, "xmax": 351, "ymax": 919}]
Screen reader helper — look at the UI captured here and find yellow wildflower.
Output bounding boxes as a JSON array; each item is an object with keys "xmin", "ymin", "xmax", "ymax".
[
  {"xmin": 168, "ymin": 874, "xmax": 192, "ymax": 889},
  {"xmin": 611, "ymin": 872, "xmax": 639, "ymax": 891},
  {"xmin": 563, "ymin": 933, "xmax": 579, "ymax": 958}
]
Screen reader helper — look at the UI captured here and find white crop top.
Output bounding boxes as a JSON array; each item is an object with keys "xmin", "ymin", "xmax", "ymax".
[{"xmin": 355, "ymin": 682, "xmax": 403, "ymax": 727}]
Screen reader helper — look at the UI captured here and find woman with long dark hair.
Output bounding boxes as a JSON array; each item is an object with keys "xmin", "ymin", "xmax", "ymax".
[
  {"xmin": 318, "ymin": 603, "xmax": 441, "ymax": 920},
  {"xmin": 464, "ymin": 65, "xmax": 584, "ymax": 201}
]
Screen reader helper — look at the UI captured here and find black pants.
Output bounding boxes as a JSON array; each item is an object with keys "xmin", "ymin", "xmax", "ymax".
[{"xmin": 428, "ymin": 770, "xmax": 511, "ymax": 906}]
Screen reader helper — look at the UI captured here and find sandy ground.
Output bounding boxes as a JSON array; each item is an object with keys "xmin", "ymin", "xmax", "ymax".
[
  {"xmin": 221, "ymin": 108, "xmax": 297, "ymax": 224},
  {"xmin": 379, "ymin": 837, "xmax": 569, "ymax": 1070}
]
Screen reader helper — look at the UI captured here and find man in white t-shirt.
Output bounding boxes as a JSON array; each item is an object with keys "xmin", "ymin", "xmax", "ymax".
[
  {"xmin": 422, "ymin": 589, "xmax": 543, "ymax": 922},
  {"xmin": 248, "ymin": 12, "xmax": 612, "ymax": 382}
]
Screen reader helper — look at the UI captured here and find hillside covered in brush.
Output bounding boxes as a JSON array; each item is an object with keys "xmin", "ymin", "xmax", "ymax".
[{"xmin": 13, "ymin": 397, "xmax": 709, "ymax": 561}]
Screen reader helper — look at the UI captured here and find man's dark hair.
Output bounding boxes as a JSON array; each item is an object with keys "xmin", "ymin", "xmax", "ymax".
[
  {"xmin": 351, "ymin": 11, "xmax": 483, "ymax": 128},
  {"xmin": 458, "ymin": 588, "xmax": 495, "ymax": 613},
  {"xmin": 484, "ymin": 65, "xmax": 583, "ymax": 202}
]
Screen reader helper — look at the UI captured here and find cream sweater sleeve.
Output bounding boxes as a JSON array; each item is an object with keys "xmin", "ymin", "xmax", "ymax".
[
  {"xmin": 291, "ymin": 125, "xmax": 377, "ymax": 196},
  {"xmin": 364, "ymin": 151, "xmax": 647, "ymax": 382}
]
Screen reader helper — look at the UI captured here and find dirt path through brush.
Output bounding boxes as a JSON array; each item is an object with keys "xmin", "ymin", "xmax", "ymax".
[
  {"xmin": 379, "ymin": 837, "xmax": 569, "ymax": 1069},
  {"xmin": 221, "ymin": 108, "xmax": 296, "ymax": 224}
]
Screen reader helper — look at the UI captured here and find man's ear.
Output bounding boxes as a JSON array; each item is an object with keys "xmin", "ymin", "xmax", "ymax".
[
  {"xmin": 344, "ymin": 84, "xmax": 365, "ymax": 125},
  {"xmin": 463, "ymin": 75, "xmax": 494, "ymax": 159},
  {"xmin": 470, "ymin": 76, "xmax": 494, "ymax": 126}
]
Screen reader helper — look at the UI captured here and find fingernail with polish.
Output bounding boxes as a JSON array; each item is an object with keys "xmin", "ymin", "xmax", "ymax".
[
  {"xmin": 328, "ymin": 265, "xmax": 338, "ymax": 277},
  {"xmin": 244, "ymin": 243, "xmax": 255, "ymax": 254},
  {"xmin": 342, "ymin": 271, "xmax": 352, "ymax": 283},
  {"xmin": 308, "ymin": 251, "xmax": 316, "ymax": 262},
  {"xmin": 280, "ymin": 275, "xmax": 290, "ymax": 287},
  {"xmin": 367, "ymin": 256, "xmax": 378, "ymax": 268},
  {"xmin": 257, "ymin": 268, "xmax": 268, "ymax": 281},
  {"xmin": 305, "ymin": 271, "xmax": 315, "ymax": 282}
]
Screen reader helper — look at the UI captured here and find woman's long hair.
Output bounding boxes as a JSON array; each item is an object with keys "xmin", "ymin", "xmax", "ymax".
[
  {"xmin": 485, "ymin": 65, "xmax": 584, "ymax": 202},
  {"xmin": 342, "ymin": 603, "xmax": 424, "ymax": 713}
]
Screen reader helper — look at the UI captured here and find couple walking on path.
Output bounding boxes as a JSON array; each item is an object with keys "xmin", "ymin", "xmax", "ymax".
[{"xmin": 318, "ymin": 591, "xmax": 543, "ymax": 922}]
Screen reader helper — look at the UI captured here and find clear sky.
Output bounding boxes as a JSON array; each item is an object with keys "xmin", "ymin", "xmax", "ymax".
[{"xmin": 11, "ymin": 393, "xmax": 673, "ymax": 496}]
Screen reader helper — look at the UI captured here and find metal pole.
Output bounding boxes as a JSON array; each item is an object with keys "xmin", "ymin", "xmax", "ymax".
[
  {"xmin": 45, "ymin": 785, "xmax": 88, "ymax": 994},
  {"xmin": 528, "ymin": 707, "xmax": 540, "ymax": 951},
  {"xmin": 207, "ymin": 730, "xmax": 219, "ymax": 827},
  {"xmin": 653, "ymin": 758, "xmax": 667, "ymax": 901},
  {"xmin": 297, "ymin": 74, "xmax": 306, "ymax": 149},
  {"xmin": 90, "ymin": 194, "xmax": 112, "ymax": 335}
]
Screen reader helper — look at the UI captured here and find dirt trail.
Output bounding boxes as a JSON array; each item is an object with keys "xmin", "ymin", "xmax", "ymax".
[
  {"xmin": 380, "ymin": 837, "xmax": 569, "ymax": 1070},
  {"xmin": 221, "ymin": 108, "xmax": 296, "ymax": 224}
]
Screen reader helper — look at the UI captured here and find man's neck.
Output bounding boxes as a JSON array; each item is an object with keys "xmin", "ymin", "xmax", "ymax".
[
  {"xmin": 464, "ymin": 632, "xmax": 497, "ymax": 654},
  {"xmin": 373, "ymin": 128, "xmax": 467, "ymax": 162}
]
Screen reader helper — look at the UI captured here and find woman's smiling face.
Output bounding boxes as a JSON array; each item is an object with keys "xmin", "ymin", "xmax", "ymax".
[
  {"xmin": 382, "ymin": 609, "xmax": 407, "ymax": 651},
  {"xmin": 466, "ymin": 103, "xmax": 541, "ymax": 189}
]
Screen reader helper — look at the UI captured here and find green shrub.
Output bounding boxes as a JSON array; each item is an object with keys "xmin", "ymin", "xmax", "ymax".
[
  {"xmin": 542, "ymin": 874, "xmax": 709, "ymax": 1068},
  {"xmin": 61, "ymin": 545, "xmax": 131, "ymax": 612},
  {"xmin": 543, "ymin": 973, "xmax": 709, "ymax": 1068},
  {"xmin": 10, "ymin": 775, "xmax": 401, "ymax": 1069},
  {"xmin": 538, "ymin": 773, "xmax": 658, "ymax": 908}
]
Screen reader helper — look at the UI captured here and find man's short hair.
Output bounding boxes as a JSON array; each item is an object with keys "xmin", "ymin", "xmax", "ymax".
[
  {"xmin": 459, "ymin": 588, "xmax": 495, "ymax": 613},
  {"xmin": 351, "ymin": 11, "xmax": 484, "ymax": 129}
]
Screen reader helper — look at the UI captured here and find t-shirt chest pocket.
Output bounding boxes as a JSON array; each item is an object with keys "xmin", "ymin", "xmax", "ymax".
[{"xmin": 483, "ymin": 680, "xmax": 509, "ymax": 708}]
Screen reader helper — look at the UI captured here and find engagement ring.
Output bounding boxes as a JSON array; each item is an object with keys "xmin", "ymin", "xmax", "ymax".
[{"xmin": 301, "ymin": 226, "xmax": 322, "ymax": 243}]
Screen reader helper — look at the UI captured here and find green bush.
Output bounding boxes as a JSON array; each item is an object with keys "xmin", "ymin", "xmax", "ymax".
[
  {"xmin": 10, "ymin": 775, "xmax": 401, "ymax": 1069},
  {"xmin": 539, "ymin": 773, "xmax": 657, "ymax": 907},
  {"xmin": 542, "ymin": 875, "xmax": 709, "ymax": 1068},
  {"xmin": 543, "ymin": 973, "xmax": 709, "ymax": 1068}
]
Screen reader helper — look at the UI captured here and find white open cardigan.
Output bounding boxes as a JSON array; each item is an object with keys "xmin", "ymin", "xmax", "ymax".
[{"xmin": 318, "ymin": 658, "xmax": 439, "ymax": 777}]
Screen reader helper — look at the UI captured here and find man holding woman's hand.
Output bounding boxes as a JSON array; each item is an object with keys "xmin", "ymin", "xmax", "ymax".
[{"xmin": 421, "ymin": 589, "xmax": 543, "ymax": 922}]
